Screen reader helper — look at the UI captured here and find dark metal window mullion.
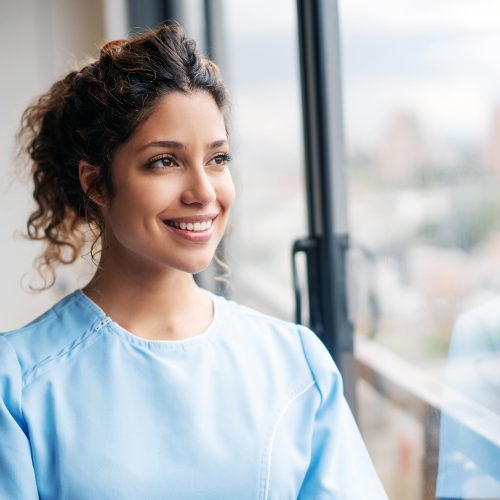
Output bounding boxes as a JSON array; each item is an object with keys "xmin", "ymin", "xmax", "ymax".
[
  {"xmin": 126, "ymin": 0, "xmax": 183, "ymax": 31},
  {"xmin": 295, "ymin": 0, "xmax": 354, "ymax": 404}
]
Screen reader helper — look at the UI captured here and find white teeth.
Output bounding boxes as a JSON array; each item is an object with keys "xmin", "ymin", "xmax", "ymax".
[{"xmin": 167, "ymin": 219, "xmax": 214, "ymax": 231}]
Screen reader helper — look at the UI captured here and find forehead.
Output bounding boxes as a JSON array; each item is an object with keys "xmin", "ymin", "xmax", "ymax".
[{"xmin": 130, "ymin": 91, "xmax": 227, "ymax": 147}]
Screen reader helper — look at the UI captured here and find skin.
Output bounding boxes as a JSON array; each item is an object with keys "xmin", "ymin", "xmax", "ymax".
[{"xmin": 79, "ymin": 91, "xmax": 235, "ymax": 341}]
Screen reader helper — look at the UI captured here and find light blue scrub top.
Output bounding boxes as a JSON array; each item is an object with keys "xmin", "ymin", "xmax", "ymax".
[{"xmin": 0, "ymin": 290, "xmax": 387, "ymax": 499}]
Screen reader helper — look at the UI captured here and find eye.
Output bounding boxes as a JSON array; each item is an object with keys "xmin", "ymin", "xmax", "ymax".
[
  {"xmin": 146, "ymin": 154, "xmax": 178, "ymax": 170},
  {"xmin": 208, "ymin": 152, "xmax": 232, "ymax": 167}
]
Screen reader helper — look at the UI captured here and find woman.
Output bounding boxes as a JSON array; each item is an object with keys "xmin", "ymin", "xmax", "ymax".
[{"xmin": 0, "ymin": 24, "xmax": 387, "ymax": 499}]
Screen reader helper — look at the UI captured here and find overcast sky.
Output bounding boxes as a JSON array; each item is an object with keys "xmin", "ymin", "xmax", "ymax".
[
  {"xmin": 339, "ymin": 0, "xmax": 500, "ymax": 148},
  {"xmin": 223, "ymin": 0, "xmax": 500, "ymax": 150}
]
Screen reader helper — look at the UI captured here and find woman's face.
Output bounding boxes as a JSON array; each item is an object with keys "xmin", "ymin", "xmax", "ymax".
[{"xmin": 102, "ymin": 90, "xmax": 235, "ymax": 274}]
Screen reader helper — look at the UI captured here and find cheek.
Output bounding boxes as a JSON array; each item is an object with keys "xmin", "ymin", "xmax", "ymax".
[
  {"xmin": 112, "ymin": 183, "xmax": 174, "ymax": 215},
  {"xmin": 218, "ymin": 174, "xmax": 236, "ymax": 209}
]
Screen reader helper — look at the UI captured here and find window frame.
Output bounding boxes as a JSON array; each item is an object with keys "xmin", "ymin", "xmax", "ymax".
[{"xmin": 295, "ymin": 0, "xmax": 355, "ymax": 403}]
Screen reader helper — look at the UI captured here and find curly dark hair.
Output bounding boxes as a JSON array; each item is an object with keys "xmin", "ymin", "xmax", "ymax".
[{"xmin": 18, "ymin": 23, "xmax": 228, "ymax": 290}]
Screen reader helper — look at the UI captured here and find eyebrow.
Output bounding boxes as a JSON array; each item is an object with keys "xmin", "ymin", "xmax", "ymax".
[{"xmin": 138, "ymin": 139, "xmax": 228, "ymax": 152}]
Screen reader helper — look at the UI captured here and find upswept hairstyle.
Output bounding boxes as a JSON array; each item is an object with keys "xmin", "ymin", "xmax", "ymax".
[{"xmin": 18, "ymin": 23, "xmax": 228, "ymax": 290}]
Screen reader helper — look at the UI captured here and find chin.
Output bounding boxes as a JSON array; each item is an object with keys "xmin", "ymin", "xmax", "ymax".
[{"xmin": 175, "ymin": 255, "xmax": 214, "ymax": 275}]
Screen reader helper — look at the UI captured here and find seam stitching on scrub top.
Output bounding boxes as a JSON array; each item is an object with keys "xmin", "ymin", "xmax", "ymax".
[
  {"xmin": 22, "ymin": 318, "xmax": 108, "ymax": 387},
  {"xmin": 259, "ymin": 378, "xmax": 316, "ymax": 500},
  {"xmin": 296, "ymin": 325, "xmax": 326, "ymax": 404}
]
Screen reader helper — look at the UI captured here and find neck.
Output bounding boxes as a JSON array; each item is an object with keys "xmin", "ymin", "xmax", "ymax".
[{"xmin": 82, "ymin": 245, "xmax": 212, "ymax": 341}]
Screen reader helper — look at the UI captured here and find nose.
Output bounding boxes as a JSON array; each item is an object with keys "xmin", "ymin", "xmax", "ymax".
[{"xmin": 180, "ymin": 167, "xmax": 217, "ymax": 206}]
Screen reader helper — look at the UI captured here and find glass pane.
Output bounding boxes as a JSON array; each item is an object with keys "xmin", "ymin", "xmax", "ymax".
[
  {"xmin": 339, "ymin": 0, "xmax": 500, "ymax": 497},
  {"xmin": 221, "ymin": 0, "xmax": 306, "ymax": 320}
]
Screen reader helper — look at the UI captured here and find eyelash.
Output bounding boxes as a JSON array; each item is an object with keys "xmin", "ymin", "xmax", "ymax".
[{"xmin": 146, "ymin": 152, "xmax": 233, "ymax": 170}]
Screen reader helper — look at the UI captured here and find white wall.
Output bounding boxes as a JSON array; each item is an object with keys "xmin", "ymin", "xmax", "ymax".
[{"xmin": 0, "ymin": 0, "xmax": 127, "ymax": 330}]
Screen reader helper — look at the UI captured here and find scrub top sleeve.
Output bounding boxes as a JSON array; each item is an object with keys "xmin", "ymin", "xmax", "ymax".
[
  {"xmin": 297, "ymin": 325, "xmax": 388, "ymax": 500},
  {"xmin": 0, "ymin": 336, "xmax": 39, "ymax": 499}
]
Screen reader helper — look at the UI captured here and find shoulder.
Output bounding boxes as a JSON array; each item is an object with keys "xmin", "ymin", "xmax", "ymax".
[
  {"xmin": 453, "ymin": 297, "xmax": 500, "ymax": 330},
  {"xmin": 449, "ymin": 296, "xmax": 500, "ymax": 357},
  {"xmin": 216, "ymin": 293, "xmax": 304, "ymax": 351},
  {"xmin": 0, "ymin": 291, "xmax": 103, "ymax": 382},
  {"xmin": 214, "ymin": 293, "xmax": 342, "ymax": 395}
]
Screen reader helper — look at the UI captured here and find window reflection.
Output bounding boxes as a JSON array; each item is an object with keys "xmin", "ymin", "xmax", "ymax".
[{"xmin": 437, "ymin": 300, "xmax": 500, "ymax": 499}]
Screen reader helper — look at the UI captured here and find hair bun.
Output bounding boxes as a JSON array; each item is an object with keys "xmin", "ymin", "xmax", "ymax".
[{"xmin": 100, "ymin": 39, "xmax": 128, "ymax": 56}]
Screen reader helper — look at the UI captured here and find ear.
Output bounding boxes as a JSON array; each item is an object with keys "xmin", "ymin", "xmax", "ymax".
[{"xmin": 78, "ymin": 160, "xmax": 107, "ymax": 208}]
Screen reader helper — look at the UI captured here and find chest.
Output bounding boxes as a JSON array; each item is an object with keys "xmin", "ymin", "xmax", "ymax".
[{"xmin": 24, "ymin": 357, "xmax": 315, "ymax": 499}]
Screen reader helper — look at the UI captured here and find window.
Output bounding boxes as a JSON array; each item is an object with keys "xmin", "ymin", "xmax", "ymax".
[
  {"xmin": 220, "ymin": 0, "xmax": 307, "ymax": 321},
  {"xmin": 339, "ymin": 1, "xmax": 500, "ymax": 497}
]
